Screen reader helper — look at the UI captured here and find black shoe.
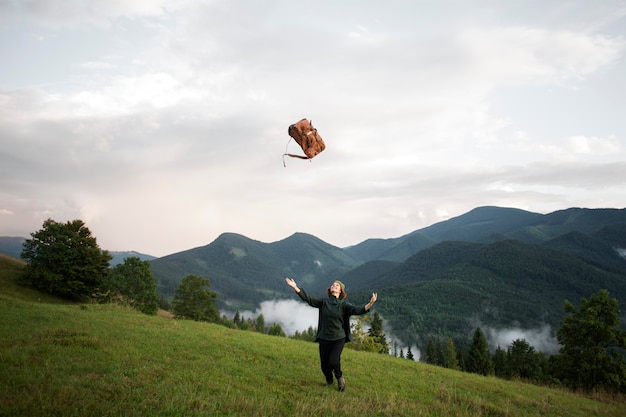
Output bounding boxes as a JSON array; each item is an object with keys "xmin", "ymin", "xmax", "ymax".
[{"xmin": 337, "ymin": 376, "xmax": 345, "ymax": 392}]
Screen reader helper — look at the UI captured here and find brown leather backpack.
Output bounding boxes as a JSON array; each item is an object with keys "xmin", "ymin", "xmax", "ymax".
[{"xmin": 283, "ymin": 118, "xmax": 326, "ymax": 166}]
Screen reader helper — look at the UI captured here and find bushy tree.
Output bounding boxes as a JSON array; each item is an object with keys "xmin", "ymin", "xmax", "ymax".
[
  {"xmin": 508, "ymin": 339, "xmax": 540, "ymax": 380},
  {"xmin": 349, "ymin": 318, "xmax": 379, "ymax": 352},
  {"xmin": 292, "ymin": 326, "xmax": 317, "ymax": 342},
  {"xmin": 109, "ymin": 257, "xmax": 159, "ymax": 314},
  {"xmin": 172, "ymin": 274, "xmax": 219, "ymax": 322},
  {"xmin": 20, "ymin": 219, "xmax": 111, "ymax": 299},
  {"xmin": 553, "ymin": 290, "xmax": 626, "ymax": 392},
  {"xmin": 467, "ymin": 327, "xmax": 494, "ymax": 376},
  {"xmin": 268, "ymin": 323, "xmax": 286, "ymax": 337}
]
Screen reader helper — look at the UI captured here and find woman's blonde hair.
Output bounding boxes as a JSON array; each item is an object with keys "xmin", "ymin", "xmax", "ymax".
[{"xmin": 327, "ymin": 281, "xmax": 347, "ymax": 300}]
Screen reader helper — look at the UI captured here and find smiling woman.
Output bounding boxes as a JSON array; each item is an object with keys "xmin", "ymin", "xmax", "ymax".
[{"xmin": 284, "ymin": 277, "xmax": 377, "ymax": 392}]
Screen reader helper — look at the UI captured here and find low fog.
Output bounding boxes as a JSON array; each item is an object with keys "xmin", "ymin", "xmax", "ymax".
[
  {"xmin": 224, "ymin": 300, "xmax": 561, "ymax": 355},
  {"xmin": 484, "ymin": 324, "xmax": 560, "ymax": 354},
  {"xmin": 224, "ymin": 299, "xmax": 420, "ymax": 359}
]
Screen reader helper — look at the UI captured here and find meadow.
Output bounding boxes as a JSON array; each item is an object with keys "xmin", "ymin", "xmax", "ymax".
[{"xmin": 1, "ymin": 255, "xmax": 624, "ymax": 416}]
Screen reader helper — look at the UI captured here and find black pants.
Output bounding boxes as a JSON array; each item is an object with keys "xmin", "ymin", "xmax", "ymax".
[{"xmin": 318, "ymin": 338, "xmax": 346, "ymax": 383}]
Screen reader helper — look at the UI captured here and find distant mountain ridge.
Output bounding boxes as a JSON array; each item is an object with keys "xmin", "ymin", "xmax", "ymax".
[
  {"xmin": 0, "ymin": 236, "xmax": 25, "ymax": 259},
  {"xmin": 0, "ymin": 237, "xmax": 156, "ymax": 267},
  {"xmin": 110, "ymin": 251, "xmax": 157, "ymax": 266}
]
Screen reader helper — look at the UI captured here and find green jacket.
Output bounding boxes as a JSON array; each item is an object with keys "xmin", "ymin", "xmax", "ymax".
[{"xmin": 297, "ymin": 288, "xmax": 368, "ymax": 342}]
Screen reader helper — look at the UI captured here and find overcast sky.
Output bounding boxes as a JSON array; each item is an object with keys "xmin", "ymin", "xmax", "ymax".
[{"xmin": 1, "ymin": 1, "xmax": 625, "ymax": 257}]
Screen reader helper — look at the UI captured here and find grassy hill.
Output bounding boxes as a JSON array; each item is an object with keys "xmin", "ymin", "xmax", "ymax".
[{"xmin": 1, "ymin": 256, "xmax": 625, "ymax": 416}]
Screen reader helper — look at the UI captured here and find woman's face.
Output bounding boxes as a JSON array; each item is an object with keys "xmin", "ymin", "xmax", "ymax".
[{"xmin": 330, "ymin": 282, "xmax": 341, "ymax": 294}]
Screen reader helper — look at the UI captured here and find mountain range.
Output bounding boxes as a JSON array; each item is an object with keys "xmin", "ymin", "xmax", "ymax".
[
  {"xmin": 148, "ymin": 206, "xmax": 626, "ymax": 348},
  {"xmin": 2, "ymin": 206, "xmax": 626, "ymax": 349}
]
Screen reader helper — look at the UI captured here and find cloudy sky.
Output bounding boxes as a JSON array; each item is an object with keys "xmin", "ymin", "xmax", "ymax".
[{"xmin": 1, "ymin": 1, "xmax": 625, "ymax": 257}]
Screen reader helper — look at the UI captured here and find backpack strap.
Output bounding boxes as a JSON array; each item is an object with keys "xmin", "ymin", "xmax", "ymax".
[{"xmin": 282, "ymin": 137, "xmax": 312, "ymax": 167}]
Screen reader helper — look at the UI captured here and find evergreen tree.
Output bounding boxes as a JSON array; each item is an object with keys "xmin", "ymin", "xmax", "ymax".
[
  {"xmin": 457, "ymin": 343, "xmax": 468, "ymax": 372},
  {"xmin": 467, "ymin": 327, "xmax": 494, "ymax": 376},
  {"xmin": 406, "ymin": 345, "xmax": 415, "ymax": 361},
  {"xmin": 554, "ymin": 290, "xmax": 626, "ymax": 392},
  {"xmin": 172, "ymin": 274, "xmax": 219, "ymax": 322},
  {"xmin": 349, "ymin": 318, "xmax": 378, "ymax": 352},
  {"xmin": 20, "ymin": 219, "xmax": 112, "ymax": 299},
  {"xmin": 368, "ymin": 311, "xmax": 390, "ymax": 354},
  {"xmin": 508, "ymin": 339, "xmax": 540, "ymax": 380},
  {"xmin": 493, "ymin": 346, "xmax": 509, "ymax": 378},
  {"xmin": 233, "ymin": 310, "xmax": 242, "ymax": 327},
  {"xmin": 425, "ymin": 336, "xmax": 438, "ymax": 364},
  {"xmin": 443, "ymin": 337, "xmax": 460, "ymax": 370},
  {"xmin": 255, "ymin": 314, "xmax": 266, "ymax": 333},
  {"xmin": 435, "ymin": 336, "xmax": 445, "ymax": 366},
  {"xmin": 109, "ymin": 257, "xmax": 159, "ymax": 314}
]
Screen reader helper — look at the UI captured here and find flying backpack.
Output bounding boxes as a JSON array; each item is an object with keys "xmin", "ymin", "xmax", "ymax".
[{"xmin": 283, "ymin": 118, "xmax": 326, "ymax": 166}]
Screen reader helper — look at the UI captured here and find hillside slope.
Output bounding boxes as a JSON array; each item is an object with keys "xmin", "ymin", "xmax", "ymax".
[{"xmin": 1, "ymin": 264, "xmax": 624, "ymax": 417}]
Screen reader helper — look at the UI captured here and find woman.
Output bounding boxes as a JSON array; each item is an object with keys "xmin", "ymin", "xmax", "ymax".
[{"xmin": 285, "ymin": 277, "xmax": 378, "ymax": 391}]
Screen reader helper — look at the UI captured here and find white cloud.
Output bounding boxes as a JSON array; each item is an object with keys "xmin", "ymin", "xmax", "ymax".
[
  {"xmin": 568, "ymin": 134, "xmax": 621, "ymax": 155},
  {"xmin": 1, "ymin": 1, "xmax": 625, "ymax": 256}
]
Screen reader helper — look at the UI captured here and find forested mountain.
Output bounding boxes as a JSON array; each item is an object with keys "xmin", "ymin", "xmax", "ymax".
[
  {"xmin": 349, "ymin": 237, "xmax": 626, "ymax": 346},
  {"xmin": 150, "ymin": 232, "xmax": 360, "ymax": 311},
  {"xmin": 3, "ymin": 206, "xmax": 626, "ymax": 350}
]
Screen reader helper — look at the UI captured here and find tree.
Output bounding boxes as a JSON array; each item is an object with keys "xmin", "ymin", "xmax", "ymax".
[
  {"xmin": 292, "ymin": 326, "xmax": 317, "ymax": 342},
  {"xmin": 554, "ymin": 290, "xmax": 626, "ymax": 392},
  {"xmin": 508, "ymin": 339, "xmax": 540, "ymax": 380},
  {"xmin": 467, "ymin": 327, "xmax": 494, "ymax": 376},
  {"xmin": 349, "ymin": 318, "xmax": 378, "ymax": 352},
  {"xmin": 20, "ymin": 219, "xmax": 112, "ymax": 299},
  {"xmin": 109, "ymin": 257, "xmax": 159, "ymax": 314},
  {"xmin": 493, "ymin": 346, "xmax": 509, "ymax": 378},
  {"xmin": 424, "ymin": 336, "xmax": 441, "ymax": 365},
  {"xmin": 172, "ymin": 274, "xmax": 219, "ymax": 322},
  {"xmin": 254, "ymin": 314, "xmax": 266, "ymax": 333},
  {"xmin": 233, "ymin": 310, "xmax": 242, "ymax": 327},
  {"xmin": 406, "ymin": 345, "xmax": 415, "ymax": 361},
  {"xmin": 457, "ymin": 343, "xmax": 468, "ymax": 372},
  {"xmin": 443, "ymin": 337, "xmax": 460, "ymax": 370},
  {"xmin": 368, "ymin": 311, "xmax": 390, "ymax": 354},
  {"xmin": 268, "ymin": 323, "xmax": 286, "ymax": 337}
]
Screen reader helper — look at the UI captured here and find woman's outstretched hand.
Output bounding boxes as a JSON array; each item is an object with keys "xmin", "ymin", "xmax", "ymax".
[
  {"xmin": 285, "ymin": 277, "xmax": 300, "ymax": 293},
  {"xmin": 365, "ymin": 292, "xmax": 378, "ymax": 310}
]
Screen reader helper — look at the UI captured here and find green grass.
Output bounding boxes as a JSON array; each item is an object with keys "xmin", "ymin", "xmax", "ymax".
[{"xmin": 1, "ymin": 255, "xmax": 624, "ymax": 416}]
